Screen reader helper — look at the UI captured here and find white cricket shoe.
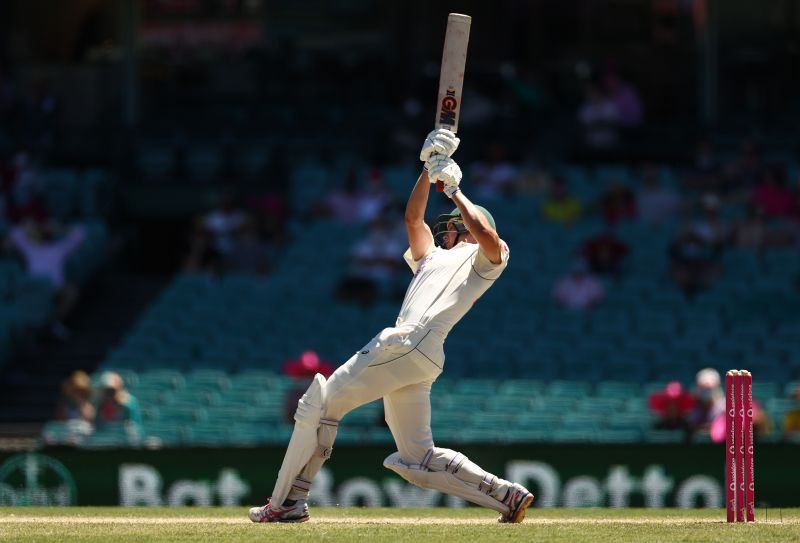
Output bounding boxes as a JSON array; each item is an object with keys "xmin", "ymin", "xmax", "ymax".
[
  {"xmin": 249, "ymin": 499, "xmax": 310, "ymax": 523},
  {"xmin": 498, "ymin": 483, "xmax": 534, "ymax": 524}
]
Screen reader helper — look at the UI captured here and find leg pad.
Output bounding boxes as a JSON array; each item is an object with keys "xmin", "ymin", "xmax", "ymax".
[
  {"xmin": 383, "ymin": 450, "xmax": 510, "ymax": 514},
  {"xmin": 270, "ymin": 374, "xmax": 327, "ymax": 506}
]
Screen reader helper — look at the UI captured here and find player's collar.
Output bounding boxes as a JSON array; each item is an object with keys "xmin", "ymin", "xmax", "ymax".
[{"xmin": 453, "ymin": 240, "xmax": 475, "ymax": 249}]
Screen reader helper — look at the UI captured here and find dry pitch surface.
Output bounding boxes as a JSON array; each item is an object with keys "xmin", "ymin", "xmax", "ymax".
[{"xmin": 1, "ymin": 507, "xmax": 799, "ymax": 542}]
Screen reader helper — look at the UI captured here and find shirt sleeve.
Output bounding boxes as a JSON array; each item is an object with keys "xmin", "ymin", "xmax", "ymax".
[
  {"xmin": 472, "ymin": 239, "xmax": 510, "ymax": 280},
  {"xmin": 403, "ymin": 241, "xmax": 434, "ymax": 273}
]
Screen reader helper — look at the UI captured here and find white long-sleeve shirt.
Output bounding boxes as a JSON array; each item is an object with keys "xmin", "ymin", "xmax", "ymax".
[{"xmin": 397, "ymin": 240, "xmax": 509, "ymax": 341}]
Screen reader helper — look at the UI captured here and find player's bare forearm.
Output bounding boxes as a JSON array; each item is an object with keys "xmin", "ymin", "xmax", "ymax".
[
  {"xmin": 405, "ymin": 169, "xmax": 434, "ymax": 261},
  {"xmin": 405, "ymin": 170, "xmax": 431, "ymax": 224},
  {"xmin": 451, "ymin": 190, "xmax": 502, "ymax": 264}
]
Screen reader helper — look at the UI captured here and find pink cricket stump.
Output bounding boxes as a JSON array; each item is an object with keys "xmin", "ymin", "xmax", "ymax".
[
  {"xmin": 734, "ymin": 371, "xmax": 745, "ymax": 522},
  {"xmin": 725, "ymin": 371, "xmax": 736, "ymax": 523},
  {"xmin": 743, "ymin": 371, "xmax": 755, "ymax": 522}
]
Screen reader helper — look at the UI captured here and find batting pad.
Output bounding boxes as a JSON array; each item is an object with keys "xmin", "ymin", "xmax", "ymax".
[
  {"xmin": 270, "ymin": 373, "xmax": 327, "ymax": 507},
  {"xmin": 383, "ymin": 451, "xmax": 510, "ymax": 514},
  {"xmin": 288, "ymin": 418, "xmax": 339, "ymax": 501}
]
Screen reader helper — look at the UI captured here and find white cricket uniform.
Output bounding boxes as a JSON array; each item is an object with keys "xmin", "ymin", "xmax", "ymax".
[{"xmin": 321, "ymin": 238, "xmax": 510, "ymax": 465}]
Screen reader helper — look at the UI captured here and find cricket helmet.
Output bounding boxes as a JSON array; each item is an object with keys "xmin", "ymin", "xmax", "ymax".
[{"xmin": 432, "ymin": 206, "xmax": 496, "ymax": 247}]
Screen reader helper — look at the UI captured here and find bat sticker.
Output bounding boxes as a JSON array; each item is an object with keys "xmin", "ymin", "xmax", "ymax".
[{"xmin": 439, "ymin": 87, "xmax": 458, "ymax": 126}]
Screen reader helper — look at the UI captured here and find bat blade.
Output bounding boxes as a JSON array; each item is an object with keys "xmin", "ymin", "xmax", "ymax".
[
  {"xmin": 436, "ymin": 13, "xmax": 471, "ymax": 133},
  {"xmin": 434, "ymin": 13, "xmax": 471, "ymax": 192}
]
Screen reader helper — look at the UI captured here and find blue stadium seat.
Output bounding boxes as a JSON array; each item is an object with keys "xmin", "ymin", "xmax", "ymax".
[
  {"xmin": 595, "ymin": 381, "xmax": 641, "ymax": 398},
  {"xmin": 546, "ymin": 380, "xmax": 592, "ymax": 398},
  {"xmin": 645, "ymin": 429, "xmax": 686, "ymax": 444}
]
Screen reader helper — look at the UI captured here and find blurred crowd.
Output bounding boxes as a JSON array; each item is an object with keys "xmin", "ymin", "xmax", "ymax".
[
  {"xmin": 50, "ymin": 370, "xmax": 142, "ymax": 445},
  {"xmin": 177, "ymin": 129, "xmax": 800, "ymax": 316},
  {"xmin": 548, "ymin": 138, "xmax": 800, "ymax": 310},
  {"xmin": 647, "ymin": 368, "xmax": 800, "ymax": 444},
  {"xmin": 0, "ymin": 150, "xmax": 92, "ymax": 339},
  {"xmin": 2, "ymin": 50, "xmax": 798, "ymax": 448},
  {"xmin": 0, "ymin": 65, "xmax": 105, "ymax": 343}
]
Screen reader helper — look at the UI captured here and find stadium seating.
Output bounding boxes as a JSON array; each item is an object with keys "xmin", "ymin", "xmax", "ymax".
[
  {"xmin": 0, "ymin": 166, "xmax": 112, "ymax": 370},
  {"xmin": 61, "ymin": 162, "xmax": 798, "ymax": 447},
  {"xmin": 35, "ymin": 366, "xmax": 787, "ymax": 448}
]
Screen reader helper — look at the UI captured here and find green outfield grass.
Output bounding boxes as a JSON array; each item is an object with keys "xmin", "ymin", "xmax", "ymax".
[{"xmin": 1, "ymin": 507, "xmax": 799, "ymax": 543}]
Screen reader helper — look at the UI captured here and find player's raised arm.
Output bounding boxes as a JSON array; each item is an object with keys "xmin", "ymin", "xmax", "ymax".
[
  {"xmin": 405, "ymin": 129, "xmax": 461, "ymax": 260},
  {"xmin": 404, "ymin": 169, "xmax": 434, "ymax": 262},
  {"xmin": 427, "ymin": 155, "xmax": 503, "ymax": 264},
  {"xmin": 452, "ymin": 191, "xmax": 502, "ymax": 264}
]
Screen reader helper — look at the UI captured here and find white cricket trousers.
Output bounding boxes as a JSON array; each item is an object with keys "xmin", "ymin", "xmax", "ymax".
[
  {"xmin": 286, "ymin": 323, "xmax": 515, "ymax": 515},
  {"xmin": 324, "ymin": 323, "xmax": 444, "ymax": 463}
]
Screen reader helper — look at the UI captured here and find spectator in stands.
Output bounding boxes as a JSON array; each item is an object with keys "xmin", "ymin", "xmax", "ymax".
[
  {"xmin": 600, "ymin": 181, "xmax": 636, "ymax": 226},
  {"xmin": 706, "ymin": 391, "xmax": 772, "ymax": 442},
  {"xmin": 752, "ymin": 166, "xmax": 796, "ymax": 218},
  {"xmin": 225, "ymin": 218, "xmax": 271, "ymax": 276},
  {"xmin": 636, "ymin": 165, "xmax": 681, "ymax": 227},
  {"xmin": 185, "ymin": 195, "xmax": 249, "ymax": 276},
  {"xmin": 54, "ymin": 370, "xmax": 95, "ymax": 427},
  {"xmin": 313, "ymin": 168, "xmax": 362, "ymax": 223},
  {"xmin": 781, "ymin": 384, "xmax": 800, "ymax": 441},
  {"xmin": 312, "ymin": 167, "xmax": 391, "ymax": 225},
  {"xmin": 580, "ymin": 227, "xmax": 629, "ymax": 278},
  {"xmin": 603, "ymin": 69, "xmax": 643, "ymax": 128},
  {"xmin": 541, "ymin": 177, "xmax": 582, "ymax": 225},
  {"xmin": 203, "ymin": 194, "xmax": 248, "ymax": 258},
  {"xmin": 668, "ymin": 227, "xmax": 722, "ymax": 299},
  {"xmin": 687, "ymin": 368, "xmax": 725, "ymax": 441},
  {"xmin": 647, "ymin": 381, "xmax": 694, "ymax": 438},
  {"xmin": 94, "ymin": 371, "xmax": 142, "ymax": 440},
  {"xmin": 690, "ymin": 194, "xmax": 729, "ymax": 249},
  {"xmin": 5, "ymin": 218, "xmax": 85, "ymax": 338},
  {"xmin": 553, "ymin": 259, "xmax": 605, "ymax": 310},
  {"xmin": 362, "ymin": 168, "xmax": 395, "ymax": 219},
  {"xmin": 335, "ymin": 216, "xmax": 405, "ymax": 306},
  {"xmin": 577, "ymin": 82, "xmax": 620, "ymax": 150},
  {"xmin": 282, "ymin": 350, "xmax": 334, "ymax": 424},
  {"xmin": 469, "ymin": 143, "xmax": 519, "ymax": 199}
]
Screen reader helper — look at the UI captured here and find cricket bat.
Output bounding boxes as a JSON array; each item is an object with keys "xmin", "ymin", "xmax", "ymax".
[{"xmin": 434, "ymin": 13, "xmax": 471, "ymax": 192}]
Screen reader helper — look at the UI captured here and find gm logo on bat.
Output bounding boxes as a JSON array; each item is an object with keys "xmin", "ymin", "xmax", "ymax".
[{"xmin": 439, "ymin": 87, "xmax": 458, "ymax": 126}]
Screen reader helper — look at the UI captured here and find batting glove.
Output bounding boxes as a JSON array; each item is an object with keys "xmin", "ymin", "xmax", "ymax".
[
  {"xmin": 427, "ymin": 155, "xmax": 462, "ymax": 198},
  {"xmin": 420, "ymin": 128, "xmax": 460, "ymax": 163}
]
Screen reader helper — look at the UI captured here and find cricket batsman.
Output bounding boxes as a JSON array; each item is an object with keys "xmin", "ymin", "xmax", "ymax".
[{"xmin": 249, "ymin": 129, "xmax": 534, "ymax": 523}]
